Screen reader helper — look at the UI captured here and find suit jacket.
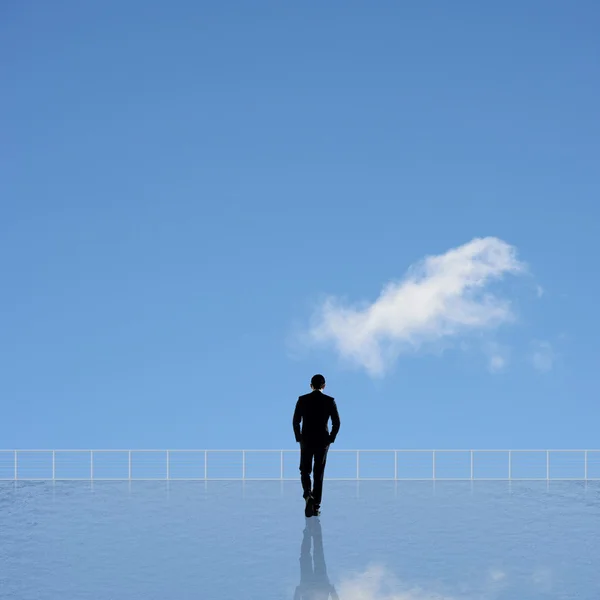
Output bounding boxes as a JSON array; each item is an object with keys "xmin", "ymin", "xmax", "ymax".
[{"xmin": 293, "ymin": 390, "xmax": 340, "ymax": 445}]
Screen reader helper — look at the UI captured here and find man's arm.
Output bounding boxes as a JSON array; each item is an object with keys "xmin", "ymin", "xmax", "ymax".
[
  {"xmin": 329, "ymin": 398, "xmax": 340, "ymax": 443},
  {"xmin": 293, "ymin": 397, "xmax": 303, "ymax": 443}
]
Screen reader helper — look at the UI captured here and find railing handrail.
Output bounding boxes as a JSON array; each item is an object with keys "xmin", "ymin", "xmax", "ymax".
[
  {"xmin": 2, "ymin": 449, "xmax": 599, "ymax": 452},
  {"xmin": 1, "ymin": 449, "xmax": 599, "ymax": 482}
]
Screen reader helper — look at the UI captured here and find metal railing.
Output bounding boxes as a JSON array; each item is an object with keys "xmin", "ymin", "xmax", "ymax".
[{"xmin": 1, "ymin": 449, "xmax": 599, "ymax": 481}]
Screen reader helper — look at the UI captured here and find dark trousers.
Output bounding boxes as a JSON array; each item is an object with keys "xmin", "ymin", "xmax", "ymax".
[{"xmin": 299, "ymin": 441, "xmax": 330, "ymax": 506}]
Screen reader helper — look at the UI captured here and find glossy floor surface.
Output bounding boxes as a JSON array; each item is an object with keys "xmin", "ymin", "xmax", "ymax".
[{"xmin": 1, "ymin": 480, "xmax": 598, "ymax": 599}]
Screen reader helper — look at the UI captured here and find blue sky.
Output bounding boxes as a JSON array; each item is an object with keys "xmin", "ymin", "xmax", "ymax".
[{"xmin": 1, "ymin": 1, "xmax": 599, "ymax": 451}]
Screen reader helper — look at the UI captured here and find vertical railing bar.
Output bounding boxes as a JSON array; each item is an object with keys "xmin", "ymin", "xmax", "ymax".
[
  {"xmin": 205, "ymin": 450, "xmax": 208, "ymax": 480},
  {"xmin": 432, "ymin": 450, "xmax": 436, "ymax": 481},
  {"xmin": 470, "ymin": 450, "xmax": 474, "ymax": 480},
  {"xmin": 509, "ymin": 450, "xmax": 512, "ymax": 480},
  {"xmin": 356, "ymin": 450, "xmax": 359, "ymax": 480},
  {"xmin": 243, "ymin": 450, "xmax": 246, "ymax": 480},
  {"xmin": 91, "ymin": 450, "xmax": 94, "ymax": 480},
  {"xmin": 128, "ymin": 451, "xmax": 132, "ymax": 480},
  {"xmin": 167, "ymin": 450, "xmax": 170, "ymax": 481},
  {"xmin": 546, "ymin": 450, "xmax": 550, "ymax": 481},
  {"xmin": 394, "ymin": 450, "xmax": 397, "ymax": 480},
  {"xmin": 14, "ymin": 450, "xmax": 17, "ymax": 481},
  {"xmin": 280, "ymin": 451, "xmax": 284, "ymax": 480},
  {"xmin": 53, "ymin": 450, "xmax": 56, "ymax": 481},
  {"xmin": 585, "ymin": 450, "xmax": 588, "ymax": 480}
]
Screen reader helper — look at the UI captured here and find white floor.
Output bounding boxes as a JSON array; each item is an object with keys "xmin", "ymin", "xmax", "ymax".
[{"xmin": 0, "ymin": 480, "xmax": 598, "ymax": 599}]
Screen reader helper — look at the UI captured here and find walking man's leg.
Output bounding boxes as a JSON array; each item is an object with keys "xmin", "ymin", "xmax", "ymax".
[
  {"xmin": 299, "ymin": 442, "xmax": 314, "ymax": 499},
  {"xmin": 311, "ymin": 444, "xmax": 330, "ymax": 511}
]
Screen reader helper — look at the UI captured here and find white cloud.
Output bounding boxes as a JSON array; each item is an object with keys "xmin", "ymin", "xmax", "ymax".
[
  {"xmin": 301, "ymin": 237, "xmax": 527, "ymax": 376},
  {"xmin": 488, "ymin": 355, "xmax": 506, "ymax": 372},
  {"xmin": 484, "ymin": 342, "xmax": 510, "ymax": 373},
  {"xmin": 530, "ymin": 341, "xmax": 555, "ymax": 372},
  {"xmin": 333, "ymin": 563, "xmax": 514, "ymax": 600},
  {"xmin": 336, "ymin": 564, "xmax": 455, "ymax": 600}
]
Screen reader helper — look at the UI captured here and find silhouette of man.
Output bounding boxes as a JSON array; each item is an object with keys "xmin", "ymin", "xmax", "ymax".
[
  {"xmin": 293, "ymin": 374, "xmax": 341, "ymax": 517},
  {"xmin": 294, "ymin": 517, "xmax": 339, "ymax": 600}
]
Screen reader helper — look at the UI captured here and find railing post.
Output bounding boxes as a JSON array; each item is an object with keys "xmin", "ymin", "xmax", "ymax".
[
  {"xmin": 508, "ymin": 451, "xmax": 512, "ymax": 480},
  {"xmin": 394, "ymin": 451, "xmax": 397, "ymax": 480},
  {"xmin": 546, "ymin": 450, "xmax": 550, "ymax": 480},
  {"xmin": 14, "ymin": 450, "xmax": 17, "ymax": 481},
  {"xmin": 356, "ymin": 451, "xmax": 360, "ymax": 480},
  {"xmin": 280, "ymin": 451, "xmax": 284, "ymax": 480},
  {"xmin": 166, "ymin": 450, "xmax": 170, "ymax": 481},
  {"xmin": 585, "ymin": 450, "xmax": 588, "ymax": 481},
  {"xmin": 243, "ymin": 450, "xmax": 246, "ymax": 480},
  {"xmin": 432, "ymin": 451, "xmax": 436, "ymax": 480},
  {"xmin": 53, "ymin": 450, "xmax": 56, "ymax": 481},
  {"xmin": 91, "ymin": 450, "xmax": 94, "ymax": 480},
  {"xmin": 205, "ymin": 450, "xmax": 208, "ymax": 480},
  {"xmin": 128, "ymin": 451, "xmax": 132, "ymax": 480},
  {"xmin": 470, "ymin": 450, "xmax": 474, "ymax": 480}
]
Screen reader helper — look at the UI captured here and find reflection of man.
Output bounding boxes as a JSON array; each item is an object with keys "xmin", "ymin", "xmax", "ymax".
[{"xmin": 294, "ymin": 517, "xmax": 339, "ymax": 600}]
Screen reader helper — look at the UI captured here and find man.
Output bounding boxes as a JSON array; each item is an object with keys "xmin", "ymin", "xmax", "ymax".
[{"xmin": 293, "ymin": 374, "xmax": 341, "ymax": 518}]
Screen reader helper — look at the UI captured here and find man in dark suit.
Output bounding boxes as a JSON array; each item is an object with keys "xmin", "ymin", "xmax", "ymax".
[{"xmin": 293, "ymin": 374, "xmax": 341, "ymax": 517}]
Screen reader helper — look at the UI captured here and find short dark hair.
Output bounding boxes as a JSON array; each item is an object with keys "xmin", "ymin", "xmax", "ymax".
[{"xmin": 311, "ymin": 374, "xmax": 326, "ymax": 389}]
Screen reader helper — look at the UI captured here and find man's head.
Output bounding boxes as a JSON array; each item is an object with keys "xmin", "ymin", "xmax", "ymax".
[{"xmin": 310, "ymin": 373, "xmax": 326, "ymax": 391}]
